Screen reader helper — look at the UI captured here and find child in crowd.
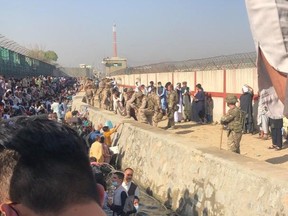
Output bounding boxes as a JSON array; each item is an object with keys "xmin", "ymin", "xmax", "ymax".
[{"xmin": 102, "ymin": 123, "xmax": 122, "ymax": 147}]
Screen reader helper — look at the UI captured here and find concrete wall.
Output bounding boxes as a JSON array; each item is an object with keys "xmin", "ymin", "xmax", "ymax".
[{"xmin": 73, "ymin": 95, "xmax": 288, "ymax": 216}]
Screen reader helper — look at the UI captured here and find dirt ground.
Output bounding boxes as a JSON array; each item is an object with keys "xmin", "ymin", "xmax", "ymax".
[{"xmin": 157, "ymin": 118, "xmax": 288, "ymax": 170}]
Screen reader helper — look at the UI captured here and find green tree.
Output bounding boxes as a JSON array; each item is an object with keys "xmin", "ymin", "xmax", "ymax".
[{"xmin": 44, "ymin": 50, "xmax": 58, "ymax": 61}]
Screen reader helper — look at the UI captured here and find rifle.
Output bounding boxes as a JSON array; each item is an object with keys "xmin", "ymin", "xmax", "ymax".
[{"xmin": 220, "ymin": 125, "xmax": 224, "ymax": 150}]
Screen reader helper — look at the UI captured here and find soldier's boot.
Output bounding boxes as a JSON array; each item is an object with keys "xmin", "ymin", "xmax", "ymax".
[
  {"xmin": 167, "ymin": 126, "xmax": 176, "ymax": 130},
  {"xmin": 152, "ymin": 121, "xmax": 158, "ymax": 127}
]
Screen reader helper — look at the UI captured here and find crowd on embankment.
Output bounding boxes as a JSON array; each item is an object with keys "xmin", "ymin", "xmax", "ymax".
[
  {"xmin": 0, "ymin": 75, "xmax": 142, "ymax": 216},
  {"xmin": 0, "ymin": 75, "xmax": 79, "ymax": 120}
]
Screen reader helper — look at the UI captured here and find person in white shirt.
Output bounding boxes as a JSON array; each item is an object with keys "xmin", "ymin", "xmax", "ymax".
[
  {"xmin": 51, "ymin": 98, "xmax": 61, "ymax": 121},
  {"xmin": 122, "ymin": 168, "xmax": 139, "ymax": 197}
]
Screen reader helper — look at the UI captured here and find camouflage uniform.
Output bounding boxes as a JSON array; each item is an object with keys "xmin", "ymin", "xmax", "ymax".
[
  {"xmin": 85, "ymin": 84, "xmax": 94, "ymax": 106},
  {"xmin": 125, "ymin": 91, "xmax": 143, "ymax": 119},
  {"xmin": 92, "ymin": 82, "xmax": 99, "ymax": 108},
  {"xmin": 221, "ymin": 95, "xmax": 243, "ymax": 154},
  {"xmin": 167, "ymin": 89, "xmax": 178, "ymax": 129},
  {"xmin": 97, "ymin": 80, "xmax": 105, "ymax": 108},
  {"xmin": 121, "ymin": 88, "xmax": 134, "ymax": 115},
  {"xmin": 101, "ymin": 82, "xmax": 112, "ymax": 110},
  {"xmin": 139, "ymin": 92, "xmax": 163, "ymax": 126}
]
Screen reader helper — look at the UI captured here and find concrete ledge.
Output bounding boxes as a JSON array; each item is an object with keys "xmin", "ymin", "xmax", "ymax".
[{"xmin": 73, "ymin": 95, "xmax": 288, "ymax": 216}]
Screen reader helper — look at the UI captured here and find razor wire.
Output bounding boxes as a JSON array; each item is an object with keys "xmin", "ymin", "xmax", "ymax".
[{"xmin": 110, "ymin": 52, "xmax": 257, "ymax": 76}]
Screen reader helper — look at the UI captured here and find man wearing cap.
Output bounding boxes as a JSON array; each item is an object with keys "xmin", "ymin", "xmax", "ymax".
[{"xmin": 221, "ymin": 94, "xmax": 243, "ymax": 154}]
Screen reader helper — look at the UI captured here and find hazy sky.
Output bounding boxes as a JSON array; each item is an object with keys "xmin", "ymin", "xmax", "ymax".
[{"xmin": 0, "ymin": 0, "xmax": 255, "ymax": 69}]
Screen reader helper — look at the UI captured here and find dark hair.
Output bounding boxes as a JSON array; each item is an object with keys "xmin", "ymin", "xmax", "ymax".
[
  {"xmin": 102, "ymin": 126, "xmax": 109, "ymax": 132},
  {"xmin": 0, "ymin": 117, "xmax": 100, "ymax": 214},
  {"xmin": 114, "ymin": 171, "xmax": 124, "ymax": 180},
  {"xmin": 90, "ymin": 157, "xmax": 97, "ymax": 162},
  {"xmin": 165, "ymin": 82, "xmax": 171, "ymax": 88},
  {"xmin": 100, "ymin": 136, "xmax": 105, "ymax": 144},
  {"xmin": 196, "ymin": 83, "xmax": 203, "ymax": 90}
]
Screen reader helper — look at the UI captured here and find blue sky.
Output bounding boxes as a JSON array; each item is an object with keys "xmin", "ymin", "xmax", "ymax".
[{"xmin": 0, "ymin": 0, "xmax": 255, "ymax": 69}]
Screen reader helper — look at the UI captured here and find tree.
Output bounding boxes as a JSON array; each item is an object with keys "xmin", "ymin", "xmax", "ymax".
[
  {"xmin": 44, "ymin": 50, "xmax": 58, "ymax": 61},
  {"xmin": 27, "ymin": 44, "xmax": 58, "ymax": 62}
]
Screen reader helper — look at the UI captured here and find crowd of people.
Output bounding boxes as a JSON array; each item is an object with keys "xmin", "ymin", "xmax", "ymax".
[
  {"xmin": 2, "ymin": 74, "xmax": 288, "ymax": 215},
  {"xmin": 0, "ymin": 75, "xmax": 142, "ymax": 216},
  {"xmin": 84, "ymin": 78, "xmax": 214, "ymax": 130},
  {"xmin": 0, "ymin": 75, "xmax": 79, "ymax": 121}
]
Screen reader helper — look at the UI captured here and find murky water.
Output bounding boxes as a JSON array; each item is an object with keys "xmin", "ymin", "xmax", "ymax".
[{"xmin": 104, "ymin": 188, "xmax": 176, "ymax": 216}]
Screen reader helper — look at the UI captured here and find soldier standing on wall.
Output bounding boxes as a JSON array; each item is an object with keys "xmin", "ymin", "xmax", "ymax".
[
  {"xmin": 220, "ymin": 94, "xmax": 244, "ymax": 154},
  {"xmin": 165, "ymin": 82, "xmax": 178, "ymax": 130},
  {"xmin": 97, "ymin": 79, "xmax": 106, "ymax": 108},
  {"xmin": 101, "ymin": 81, "xmax": 112, "ymax": 110},
  {"xmin": 85, "ymin": 82, "xmax": 94, "ymax": 106}
]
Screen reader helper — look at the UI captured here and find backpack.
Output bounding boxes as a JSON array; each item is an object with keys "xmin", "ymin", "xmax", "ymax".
[
  {"xmin": 122, "ymin": 182, "xmax": 138, "ymax": 215},
  {"xmin": 123, "ymin": 195, "xmax": 137, "ymax": 215}
]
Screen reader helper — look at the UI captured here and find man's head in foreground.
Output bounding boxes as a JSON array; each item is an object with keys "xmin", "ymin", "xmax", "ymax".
[{"xmin": 0, "ymin": 117, "xmax": 105, "ymax": 216}]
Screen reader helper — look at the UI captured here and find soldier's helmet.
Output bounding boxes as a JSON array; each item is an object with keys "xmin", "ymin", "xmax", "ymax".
[
  {"xmin": 99, "ymin": 81, "xmax": 105, "ymax": 88},
  {"xmin": 225, "ymin": 94, "xmax": 238, "ymax": 104},
  {"xmin": 127, "ymin": 87, "xmax": 134, "ymax": 93}
]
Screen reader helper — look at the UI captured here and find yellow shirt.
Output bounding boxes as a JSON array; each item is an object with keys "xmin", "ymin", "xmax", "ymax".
[
  {"xmin": 103, "ymin": 128, "xmax": 116, "ymax": 147},
  {"xmin": 64, "ymin": 111, "xmax": 72, "ymax": 122},
  {"xmin": 89, "ymin": 141, "xmax": 104, "ymax": 163}
]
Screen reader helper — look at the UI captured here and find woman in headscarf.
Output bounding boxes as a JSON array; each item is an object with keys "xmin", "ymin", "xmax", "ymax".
[{"xmin": 191, "ymin": 83, "xmax": 205, "ymax": 123}]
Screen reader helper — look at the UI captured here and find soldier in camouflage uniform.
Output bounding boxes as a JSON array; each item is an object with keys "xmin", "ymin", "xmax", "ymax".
[
  {"xmin": 139, "ymin": 87, "xmax": 163, "ymax": 126},
  {"xmin": 125, "ymin": 85, "xmax": 145, "ymax": 119},
  {"xmin": 101, "ymin": 81, "xmax": 112, "ymax": 110},
  {"xmin": 96, "ymin": 79, "xmax": 106, "ymax": 108},
  {"xmin": 220, "ymin": 94, "xmax": 243, "ymax": 154},
  {"xmin": 122, "ymin": 88, "xmax": 132, "ymax": 106},
  {"xmin": 84, "ymin": 82, "xmax": 94, "ymax": 106},
  {"xmin": 92, "ymin": 80, "xmax": 99, "ymax": 108},
  {"xmin": 166, "ymin": 82, "xmax": 178, "ymax": 129}
]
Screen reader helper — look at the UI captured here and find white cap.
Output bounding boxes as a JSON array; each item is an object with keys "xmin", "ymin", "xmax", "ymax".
[{"xmin": 242, "ymin": 85, "xmax": 249, "ymax": 93}]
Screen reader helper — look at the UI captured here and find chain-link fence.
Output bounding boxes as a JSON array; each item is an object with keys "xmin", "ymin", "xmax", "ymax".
[
  {"xmin": 110, "ymin": 52, "xmax": 257, "ymax": 76},
  {"xmin": 0, "ymin": 34, "xmax": 55, "ymax": 77}
]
